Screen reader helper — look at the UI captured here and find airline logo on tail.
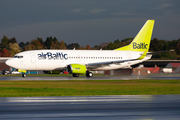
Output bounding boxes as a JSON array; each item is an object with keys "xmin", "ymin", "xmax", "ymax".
[{"xmin": 133, "ymin": 42, "xmax": 148, "ymax": 49}]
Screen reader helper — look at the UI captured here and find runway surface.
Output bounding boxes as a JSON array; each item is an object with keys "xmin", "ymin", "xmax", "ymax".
[
  {"xmin": 0, "ymin": 75, "xmax": 180, "ymax": 80},
  {"xmin": 0, "ymin": 95, "xmax": 180, "ymax": 120}
]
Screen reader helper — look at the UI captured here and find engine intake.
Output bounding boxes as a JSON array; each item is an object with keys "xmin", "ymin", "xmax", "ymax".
[{"xmin": 67, "ymin": 64, "xmax": 86, "ymax": 74}]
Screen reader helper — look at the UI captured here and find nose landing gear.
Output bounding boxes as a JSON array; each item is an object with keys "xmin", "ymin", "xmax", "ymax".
[{"xmin": 22, "ymin": 74, "xmax": 27, "ymax": 78}]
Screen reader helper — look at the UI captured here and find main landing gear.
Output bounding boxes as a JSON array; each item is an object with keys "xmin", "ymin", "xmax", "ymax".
[
  {"xmin": 72, "ymin": 71, "xmax": 93, "ymax": 77},
  {"xmin": 72, "ymin": 74, "xmax": 79, "ymax": 77},
  {"xmin": 22, "ymin": 74, "xmax": 27, "ymax": 78},
  {"xmin": 86, "ymin": 71, "xmax": 93, "ymax": 77}
]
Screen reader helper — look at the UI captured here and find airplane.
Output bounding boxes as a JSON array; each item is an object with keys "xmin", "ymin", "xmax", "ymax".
[{"xmin": 5, "ymin": 20, "xmax": 155, "ymax": 78}]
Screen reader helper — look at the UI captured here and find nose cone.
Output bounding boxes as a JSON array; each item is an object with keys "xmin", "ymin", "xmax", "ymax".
[{"xmin": 5, "ymin": 59, "xmax": 13, "ymax": 67}]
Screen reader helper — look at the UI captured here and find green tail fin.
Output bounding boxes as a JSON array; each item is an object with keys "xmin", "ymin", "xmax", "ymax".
[{"xmin": 115, "ymin": 20, "xmax": 155, "ymax": 53}]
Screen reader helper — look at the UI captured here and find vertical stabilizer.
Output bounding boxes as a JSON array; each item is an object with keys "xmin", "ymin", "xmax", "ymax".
[{"xmin": 115, "ymin": 20, "xmax": 155, "ymax": 53}]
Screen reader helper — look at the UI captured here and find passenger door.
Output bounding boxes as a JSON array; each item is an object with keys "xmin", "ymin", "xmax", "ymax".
[{"xmin": 30, "ymin": 52, "xmax": 36, "ymax": 63}]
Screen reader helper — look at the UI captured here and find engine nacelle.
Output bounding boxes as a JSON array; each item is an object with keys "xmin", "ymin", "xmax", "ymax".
[{"xmin": 67, "ymin": 64, "xmax": 86, "ymax": 74}]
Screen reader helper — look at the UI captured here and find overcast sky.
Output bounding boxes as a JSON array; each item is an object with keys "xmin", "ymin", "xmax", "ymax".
[{"xmin": 0, "ymin": 0, "xmax": 179, "ymax": 46}]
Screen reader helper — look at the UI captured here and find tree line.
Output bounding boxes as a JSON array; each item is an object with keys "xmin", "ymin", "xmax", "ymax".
[{"xmin": 0, "ymin": 35, "xmax": 180, "ymax": 60}]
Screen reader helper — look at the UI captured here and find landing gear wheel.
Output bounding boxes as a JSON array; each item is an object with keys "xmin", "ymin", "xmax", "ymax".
[
  {"xmin": 72, "ymin": 74, "xmax": 79, "ymax": 77},
  {"xmin": 22, "ymin": 74, "xmax": 27, "ymax": 78},
  {"xmin": 86, "ymin": 71, "xmax": 93, "ymax": 77}
]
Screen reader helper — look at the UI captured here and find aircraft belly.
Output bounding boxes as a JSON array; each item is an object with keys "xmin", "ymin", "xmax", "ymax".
[
  {"xmin": 22, "ymin": 60, "xmax": 66, "ymax": 71},
  {"xmin": 39, "ymin": 60, "xmax": 66, "ymax": 70}
]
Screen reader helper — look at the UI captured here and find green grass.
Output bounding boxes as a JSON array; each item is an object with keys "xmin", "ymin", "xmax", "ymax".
[{"xmin": 0, "ymin": 80, "xmax": 180, "ymax": 97}]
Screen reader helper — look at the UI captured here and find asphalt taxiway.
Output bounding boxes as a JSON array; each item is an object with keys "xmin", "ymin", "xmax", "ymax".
[
  {"xmin": 0, "ymin": 75, "xmax": 180, "ymax": 80},
  {"xmin": 0, "ymin": 95, "xmax": 180, "ymax": 120}
]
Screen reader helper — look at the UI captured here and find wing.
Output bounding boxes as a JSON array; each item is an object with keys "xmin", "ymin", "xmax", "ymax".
[
  {"xmin": 86, "ymin": 50, "xmax": 149, "ymax": 69},
  {"xmin": 86, "ymin": 58, "xmax": 137, "ymax": 69}
]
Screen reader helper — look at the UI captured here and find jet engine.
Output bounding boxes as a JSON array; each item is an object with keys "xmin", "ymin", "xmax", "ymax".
[{"xmin": 67, "ymin": 64, "xmax": 86, "ymax": 74}]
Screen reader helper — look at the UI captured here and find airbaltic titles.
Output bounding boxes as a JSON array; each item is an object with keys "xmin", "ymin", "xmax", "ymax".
[
  {"xmin": 38, "ymin": 52, "xmax": 68, "ymax": 60},
  {"xmin": 133, "ymin": 42, "xmax": 148, "ymax": 49}
]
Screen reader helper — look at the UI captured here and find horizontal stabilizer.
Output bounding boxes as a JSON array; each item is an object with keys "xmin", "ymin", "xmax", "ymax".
[{"xmin": 147, "ymin": 50, "xmax": 174, "ymax": 55}]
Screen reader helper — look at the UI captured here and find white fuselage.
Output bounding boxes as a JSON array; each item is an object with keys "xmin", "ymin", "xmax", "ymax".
[{"xmin": 5, "ymin": 50, "xmax": 151, "ymax": 71}]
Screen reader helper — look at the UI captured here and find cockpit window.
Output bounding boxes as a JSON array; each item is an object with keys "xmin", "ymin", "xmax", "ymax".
[
  {"xmin": 13, "ymin": 56, "xmax": 17, "ymax": 58},
  {"xmin": 13, "ymin": 56, "xmax": 23, "ymax": 58},
  {"xmin": 18, "ymin": 56, "xmax": 23, "ymax": 58}
]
